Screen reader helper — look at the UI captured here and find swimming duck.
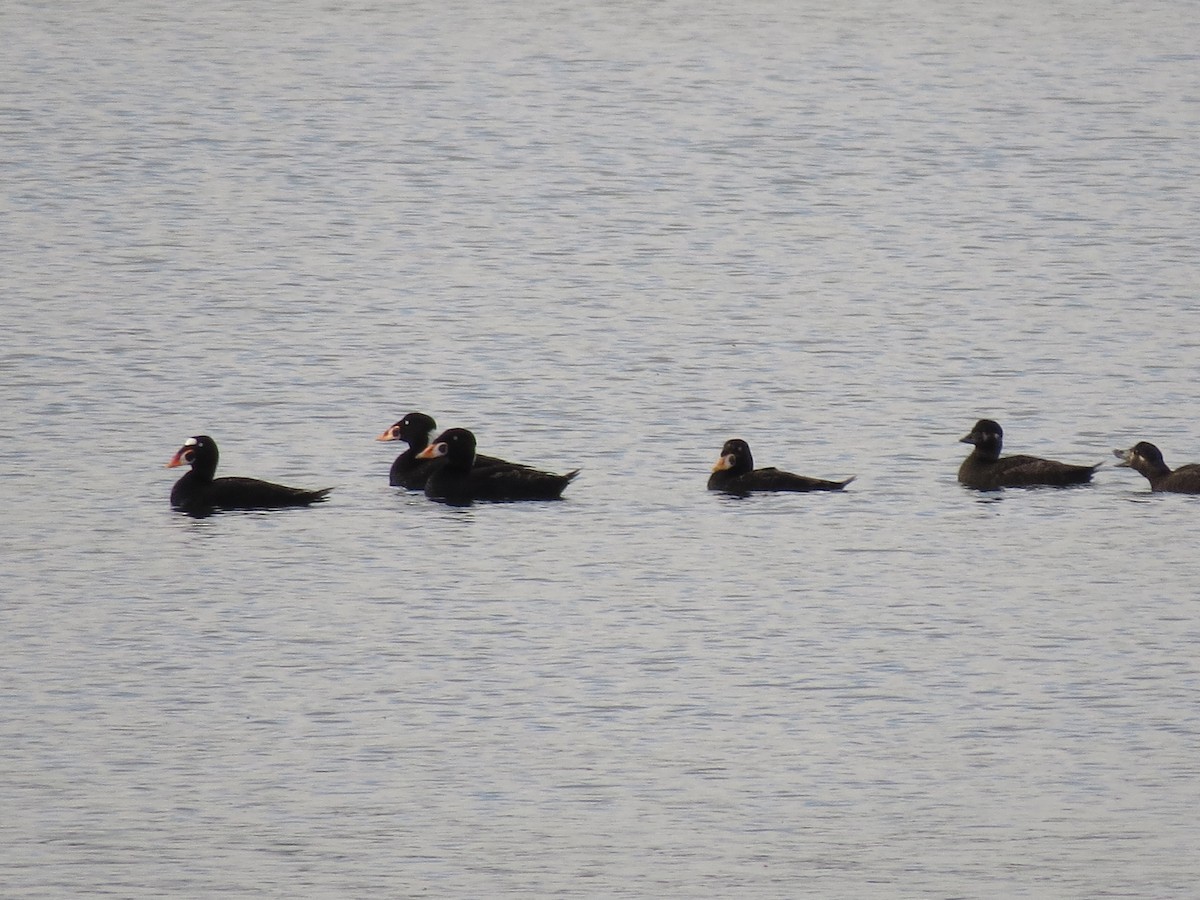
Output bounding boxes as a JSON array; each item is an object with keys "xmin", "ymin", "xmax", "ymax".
[
  {"xmin": 166, "ymin": 435, "xmax": 332, "ymax": 513},
  {"xmin": 415, "ymin": 427, "xmax": 578, "ymax": 504},
  {"xmin": 376, "ymin": 412, "xmax": 533, "ymax": 489},
  {"xmin": 376, "ymin": 412, "xmax": 440, "ymax": 488},
  {"xmin": 1113, "ymin": 441, "xmax": 1200, "ymax": 493},
  {"xmin": 708, "ymin": 438, "xmax": 854, "ymax": 493},
  {"xmin": 957, "ymin": 419, "xmax": 1097, "ymax": 490}
]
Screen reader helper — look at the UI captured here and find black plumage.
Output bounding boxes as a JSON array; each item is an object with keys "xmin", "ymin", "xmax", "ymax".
[
  {"xmin": 166, "ymin": 435, "xmax": 332, "ymax": 513},
  {"xmin": 376, "ymin": 412, "xmax": 441, "ymax": 489},
  {"xmin": 957, "ymin": 419, "xmax": 1097, "ymax": 490},
  {"xmin": 376, "ymin": 412, "xmax": 533, "ymax": 489},
  {"xmin": 1113, "ymin": 441, "xmax": 1200, "ymax": 493},
  {"xmin": 707, "ymin": 438, "xmax": 853, "ymax": 494},
  {"xmin": 416, "ymin": 428, "xmax": 578, "ymax": 504}
]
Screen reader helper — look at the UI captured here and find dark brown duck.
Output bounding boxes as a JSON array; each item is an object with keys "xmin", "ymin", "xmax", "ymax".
[
  {"xmin": 1113, "ymin": 441, "xmax": 1200, "ymax": 493},
  {"xmin": 957, "ymin": 419, "xmax": 1097, "ymax": 490}
]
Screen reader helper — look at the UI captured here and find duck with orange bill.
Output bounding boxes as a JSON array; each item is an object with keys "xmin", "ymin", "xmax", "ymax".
[
  {"xmin": 416, "ymin": 427, "xmax": 578, "ymax": 504},
  {"xmin": 166, "ymin": 435, "xmax": 332, "ymax": 513}
]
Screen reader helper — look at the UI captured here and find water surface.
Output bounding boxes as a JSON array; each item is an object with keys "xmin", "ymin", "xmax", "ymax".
[{"xmin": 3, "ymin": 1, "xmax": 1200, "ymax": 896}]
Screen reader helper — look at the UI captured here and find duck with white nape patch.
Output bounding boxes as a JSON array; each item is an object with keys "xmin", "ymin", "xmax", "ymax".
[
  {"xmin": 375, "ymin": 411, "xmax": 535, "ymax": 490},
  {"xmin": 166, "ymin": 435, "xmax": 332, "ymax": 513}
]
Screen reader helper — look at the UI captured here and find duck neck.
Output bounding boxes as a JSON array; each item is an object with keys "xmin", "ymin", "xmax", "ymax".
[
  {"xmin": 189, "ymin": 454, "xmax": 218, "ymax": 484},
  {"xmin": 971, "ymin": 440, "xmax": 1002, "ymax": 463},
  {"xmin": 445, "ymin": 448, "xmax": 475, "ymax": 475},
  {"xmin": 1137, "ymin": 458, "xmax": 1172, "ymax": 480}
]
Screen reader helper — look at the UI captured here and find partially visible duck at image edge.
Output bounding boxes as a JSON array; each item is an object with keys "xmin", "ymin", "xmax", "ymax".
[
  {"xmin": 1113, "ymin": 441, "xmax": 1200, "ymax": 493},
  {"xmin": 957, "ymin": 419, "xmax": 1098, "ymax": 490},
  {"xmin": 415, "ymin": 427, "xmax": 578, "ymax": 504},
  {"xmin": 708, "ymin": 438, "xmax": 854, "ymax": 494},
  {"xmin": 166, "ymin": 435, "xmax": 332, "ymax": 513}
]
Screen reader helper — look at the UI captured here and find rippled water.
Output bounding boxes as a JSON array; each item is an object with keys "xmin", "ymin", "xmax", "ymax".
[{"xmin": 4, "ymin": 1, "xmax": 1200, "ymax": 896}]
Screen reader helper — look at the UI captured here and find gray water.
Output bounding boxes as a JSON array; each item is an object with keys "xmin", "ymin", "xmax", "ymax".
[{"xmin": 3, "ymin": 1, "xmax": 1200, "ymax": 896}]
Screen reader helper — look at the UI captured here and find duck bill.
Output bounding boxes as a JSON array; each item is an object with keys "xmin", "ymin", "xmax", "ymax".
[
  {"xmin": 415, "ymin": 443, "xmax": 444, "ymax": 460},
  {"xmin": 959, "ymin": 433, "xmax": 976, "ymax": 445},
  {"xmin": 1112, "ymin": 448, "xmax": 1133, "ymax": 467},
  {"xmin": 375, "ymin": 427, "xmax": 399, "ymax": 442},
  {"xmin": 712, "ymin": 454, "xmax": 733, "ymax": 473},
  {"xmin": 166, "ymin": 449, "xmax": 187, "ymax": 468}
]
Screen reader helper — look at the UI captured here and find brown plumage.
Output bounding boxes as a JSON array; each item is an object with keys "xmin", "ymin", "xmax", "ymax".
[
  {"xmin": 1113, "ymin": 441, "xmax": 1200, "ymax": 493},
  {"xmin": 957, "ymin": 419, "xmax": 1097, "ymax": 490}
]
